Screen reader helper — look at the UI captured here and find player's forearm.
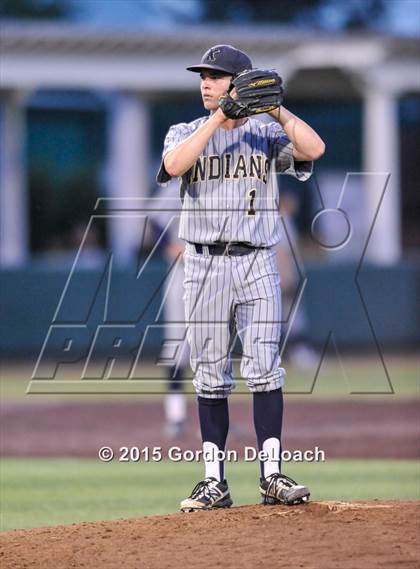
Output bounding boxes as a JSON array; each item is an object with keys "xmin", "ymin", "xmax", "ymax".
[
  {"xmin": 164, "ymin": 110, "xmax": 226, "ymax": 177},
  {"xmin": 269, "ymin": 106, "xmax": 325, "ymax": 161}
]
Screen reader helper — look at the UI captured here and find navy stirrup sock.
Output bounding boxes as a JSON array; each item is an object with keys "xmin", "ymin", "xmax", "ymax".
[
  {"xmin": 198, "ymin": 396, "xmax": 229, "ymax": 481},
  {"xmin": 253, "ymin": 388, "xmax": 284, "ymax": 479}
]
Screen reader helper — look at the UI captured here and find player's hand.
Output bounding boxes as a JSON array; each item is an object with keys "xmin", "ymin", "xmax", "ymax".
[
  {"xmin": 214, "ymin": 107, "xmax": 231, "ymax": 123},
  {"xmin": 216, "ymin": 88, "xmax": 238, "ymax": 121},
  {"xmin": 219, "ymin": 69, "xmax": 283, "ymax": 120}
]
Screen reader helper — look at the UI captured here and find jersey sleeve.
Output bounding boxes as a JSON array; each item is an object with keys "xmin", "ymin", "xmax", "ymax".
[
  {"xmin": 268, "ymin": 122, "xmax": 313, "ymax": 182},
  {"xmin": 156, "ymin": 122, "xmax": 193, "ymax": 185}
]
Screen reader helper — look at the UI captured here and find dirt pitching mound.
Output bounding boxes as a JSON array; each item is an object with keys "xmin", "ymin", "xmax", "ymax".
[{"xmin": 1, "ymin": 501, "xmax": 419, "ymax": 569}]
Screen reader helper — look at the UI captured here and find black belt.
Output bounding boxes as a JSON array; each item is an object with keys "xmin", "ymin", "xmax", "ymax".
[{"xmin": 190, "ymin": 242, "xmax": 269, "ymax": 256}]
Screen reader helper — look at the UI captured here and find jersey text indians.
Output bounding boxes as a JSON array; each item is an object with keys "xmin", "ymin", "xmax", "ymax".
[{"xmin": 186, "ymin": 153, "xmax": 270, "ymax": 184}]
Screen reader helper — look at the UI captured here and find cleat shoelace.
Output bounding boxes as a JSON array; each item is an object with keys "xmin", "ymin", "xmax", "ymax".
[
  {"xmin": 264, "ymin": 473, "xmax": 298, "ymax": 505},
  {"xmin": 189, "ymin": 479, "xmax": 222, "ymax": 503}
]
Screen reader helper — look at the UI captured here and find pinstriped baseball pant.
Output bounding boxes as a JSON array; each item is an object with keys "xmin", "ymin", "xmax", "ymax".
[{"xmin": 183, "ymin": 242, "xmax": 285, "ymax": 399}]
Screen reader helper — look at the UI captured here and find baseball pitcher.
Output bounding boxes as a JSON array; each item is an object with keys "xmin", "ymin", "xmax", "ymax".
[{"xmin": 157, "ymin": 44, "xmax": 325, "ymax": 511}]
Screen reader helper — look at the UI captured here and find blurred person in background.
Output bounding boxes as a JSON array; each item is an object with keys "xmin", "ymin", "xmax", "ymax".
[
  {"xmin": 276, "ymin": 191, "xmax": 318, "ymax": 370},
  {"xmin": 148, "ymin": 181, "xmax": 190, "ymax": 438}
]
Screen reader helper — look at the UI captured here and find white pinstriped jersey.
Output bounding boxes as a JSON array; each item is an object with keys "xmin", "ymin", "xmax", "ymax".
[{"xmin": 157, "ymin": 116, "xmax": 312, "ymax": 247}]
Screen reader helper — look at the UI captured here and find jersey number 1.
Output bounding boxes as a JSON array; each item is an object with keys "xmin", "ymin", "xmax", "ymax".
[{"xmin": 247, "ymin": 188, "xmax": 257, "ymax": 216}]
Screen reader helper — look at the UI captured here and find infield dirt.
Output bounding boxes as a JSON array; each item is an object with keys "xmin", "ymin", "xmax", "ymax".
[{"xmin": 1, "ymin": 501, "xmax": 419, "ymax": 569}]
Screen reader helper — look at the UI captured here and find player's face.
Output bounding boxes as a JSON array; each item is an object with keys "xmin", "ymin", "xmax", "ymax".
[{"xmin": 200, "ymin": 71, "xmax": 233, "ymax": 111}]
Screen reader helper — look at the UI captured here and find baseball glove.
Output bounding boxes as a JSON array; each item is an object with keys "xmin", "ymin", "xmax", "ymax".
[{"xmin": 219, "ymin": 69, "xmax": 283, "ymax": 120}]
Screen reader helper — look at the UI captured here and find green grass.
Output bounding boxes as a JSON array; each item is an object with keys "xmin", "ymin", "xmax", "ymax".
[
  {"xmin": 1, "ymin": 458, "xmax": 419, "ymax": 532},
  {"xmin": 1, "ymin": 355, "xmax": 419, "ymax": 400}
]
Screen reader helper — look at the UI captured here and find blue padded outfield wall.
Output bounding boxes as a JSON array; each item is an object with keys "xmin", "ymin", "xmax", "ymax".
[{"xmin": 1, "ymin": 260, "xmax": 419, "ymax": 357}]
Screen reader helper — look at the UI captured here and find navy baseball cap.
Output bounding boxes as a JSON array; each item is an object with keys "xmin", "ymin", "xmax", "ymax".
[{"xmin": 186, "ymin": 45, "xmax": 252, "ymax": 75}]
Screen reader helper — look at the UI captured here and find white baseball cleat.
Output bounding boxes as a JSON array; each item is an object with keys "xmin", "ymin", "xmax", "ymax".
[
  {"xmin": 180, "ymin": 477, "xmax": 233, "ymax": 512},
  {"xmin": 260, "ymin": 473, "xmax": 310, "ymax": 505}
]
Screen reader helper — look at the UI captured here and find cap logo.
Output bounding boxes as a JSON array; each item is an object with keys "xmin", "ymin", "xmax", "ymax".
[{"xmin": 207, "ymin": 48, "xmax": 221, "ymax": 62}]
